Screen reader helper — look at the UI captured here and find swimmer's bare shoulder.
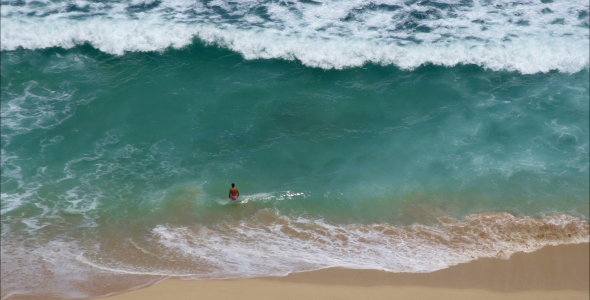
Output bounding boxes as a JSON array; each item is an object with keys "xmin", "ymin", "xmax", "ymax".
[{"xmin": 229, "ymin": 183, "xmax": 239, "ymax": 200}]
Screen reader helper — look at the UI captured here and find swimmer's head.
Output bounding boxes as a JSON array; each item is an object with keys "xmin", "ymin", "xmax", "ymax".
[{"xmin": 232, "ymin": 183, "xmax": 235, "ymax": 187}]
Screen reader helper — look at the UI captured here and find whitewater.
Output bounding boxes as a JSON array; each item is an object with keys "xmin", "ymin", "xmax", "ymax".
[{"xmin": 1, "ymin": 0, "xmax": 589, "ymax": 72}]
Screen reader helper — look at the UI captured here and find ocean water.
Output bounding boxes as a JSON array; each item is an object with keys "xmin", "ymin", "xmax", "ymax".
[{"xmin": 1, "ymin": 0, "xmax": 589, "ymax": 298}]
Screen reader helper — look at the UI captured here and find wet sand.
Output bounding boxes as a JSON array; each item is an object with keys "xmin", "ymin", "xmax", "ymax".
[{"xmin": 103, "ymin": 243, "xmax": 589, "ymax": 300}]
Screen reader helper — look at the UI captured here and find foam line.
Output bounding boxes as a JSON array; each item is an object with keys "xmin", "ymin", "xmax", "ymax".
[{"xmin": 1, "ymin": 0, "xmax": 588, "ymax": 73}]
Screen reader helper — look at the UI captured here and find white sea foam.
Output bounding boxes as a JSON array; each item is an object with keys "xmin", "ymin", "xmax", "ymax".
[
  {"xmin": 1, "ymin": 210, "xmax": 587, "ymax": 299},
  {"xmin": 1, "ymin": 0, "xmax": 588, "ymax": 73},
  {"xmin": 0, "ymin": 80, "xmax": 94, "ymax": 143},
  {"xmin": 56, "ymin": 211, "xmax": 589, "ymax": 281},
  {"xmin": 146, "ymin": 211, "xmax": 589, "ymax": 278},
  {"xmin": 237, "ymin": 191, "xmax": 306, "ymax": 203},
  {"xmin": 0, "ymin": 238, "xmax": 163, "ymax": 299}
]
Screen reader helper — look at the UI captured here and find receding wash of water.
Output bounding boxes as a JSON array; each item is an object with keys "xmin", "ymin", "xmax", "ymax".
[{"xmin": 1, "ymin": 0, "xmax": 589, "ymax": 298}]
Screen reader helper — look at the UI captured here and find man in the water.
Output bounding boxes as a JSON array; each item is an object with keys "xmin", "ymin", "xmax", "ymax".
[{"xmin": 229, "ymin": 183, "xmax": 239, "ymax": 201}]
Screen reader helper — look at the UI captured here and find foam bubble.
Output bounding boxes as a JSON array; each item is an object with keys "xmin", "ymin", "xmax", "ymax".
[
  {"xmin": 148, "ymin": 211, "xmax": 589, "ymax": 278},
  {"xmin": 0, "ymin": 238, "xmax": 163, "ymax": 299},
  {"xmin": 1, "ymin": 211, "xmax": 588, "ymax": 299},
  {"xmin": 0, "ymin": 80, "xmax": 94, "ymax": 143},
  {"xmin": 67, "ymin": 211, "xmax": 589, "ymax": 280},
  {"xmin": 1, "ymin": 0, "xmax": 588, "ymax": 73}
]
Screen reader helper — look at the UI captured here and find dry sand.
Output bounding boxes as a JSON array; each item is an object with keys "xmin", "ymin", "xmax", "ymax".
[{"xmin": 102, "ymin": 243, "xmax": 589, "ymax": 300}]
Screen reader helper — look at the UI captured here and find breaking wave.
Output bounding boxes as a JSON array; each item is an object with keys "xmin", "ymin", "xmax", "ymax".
[{"xmin": 1, "ymin": 0, "xmax": 589, "ymax": 73}]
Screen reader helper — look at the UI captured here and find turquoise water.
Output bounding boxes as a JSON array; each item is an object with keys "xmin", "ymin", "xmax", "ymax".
[{"xmin": 1, "ymin": 0, "xmax": 590, "ymax": 298}]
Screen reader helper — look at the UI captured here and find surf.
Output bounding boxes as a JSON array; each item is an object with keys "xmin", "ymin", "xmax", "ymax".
[{"xmin": 1, "ymin": 0, "xmax": 588, "ymax": 73}]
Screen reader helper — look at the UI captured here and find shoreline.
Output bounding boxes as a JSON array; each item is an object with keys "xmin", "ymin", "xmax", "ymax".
[{"xmin": 102, "ymin": 243, "xmax": 589, "ymax": 300}]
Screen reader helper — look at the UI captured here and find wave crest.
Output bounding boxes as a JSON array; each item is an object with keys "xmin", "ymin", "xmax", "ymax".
[{"xmin": 1, "ymin": 0, "xmax": 589, "ymax": 73}]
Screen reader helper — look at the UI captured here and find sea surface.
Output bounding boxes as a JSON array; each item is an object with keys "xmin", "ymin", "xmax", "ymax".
[{"xmin": 1, "ymin": 0, "xmax": 589, "ymax": 298}]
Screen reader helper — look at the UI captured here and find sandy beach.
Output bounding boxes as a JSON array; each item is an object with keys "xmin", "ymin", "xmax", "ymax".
[{"xmin": 103, "ymin": 243, "xmax": 589, "ymax": 300}]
